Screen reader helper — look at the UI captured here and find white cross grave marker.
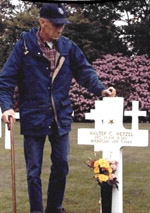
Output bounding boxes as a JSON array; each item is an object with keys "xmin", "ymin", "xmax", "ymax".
[
  {"xmin": 0, "ymin": 108, "xmax": 2, "ymax": 138},
  {"xmin": 124, "ymin": 101, "xmax": 146, "ymax": 130},
  {"xmin": 0, "ymin": 108, "xmax": 20, "ymax": 149},
  {"xmin": 5, "ymin": 112, "xmax": 20, "ymax": 149},
  {"xmin": 78, "ymin": 97, "xmax": 149, "ymax": 213}
]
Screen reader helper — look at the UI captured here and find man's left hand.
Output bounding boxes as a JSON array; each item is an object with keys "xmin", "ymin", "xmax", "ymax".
[{"xmin": 102, "ymin": 87, "xmax": 116, "ymax": 97}]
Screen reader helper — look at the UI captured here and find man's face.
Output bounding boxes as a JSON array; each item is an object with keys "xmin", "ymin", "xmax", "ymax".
[{"xmin": 39, "ymin": 18, "xmax": 65, "ymax": 41}]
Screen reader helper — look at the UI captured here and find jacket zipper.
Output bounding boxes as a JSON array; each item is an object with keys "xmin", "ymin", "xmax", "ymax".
[
  {"xmin": 23, "ymin": 38, "xmax": 62, "ymax": 124},
  {"xmin": 51, "ymin": 92, "xmax": 58, "ymax": 123},
  {"xmin": 50, "ymin": 55, "xmax": 65, "ymax": 124}
]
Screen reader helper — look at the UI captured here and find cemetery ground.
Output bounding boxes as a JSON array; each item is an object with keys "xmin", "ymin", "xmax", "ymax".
[{"xmin": 0, "ymin": 121, "xmax": 150, "ymax": 213}]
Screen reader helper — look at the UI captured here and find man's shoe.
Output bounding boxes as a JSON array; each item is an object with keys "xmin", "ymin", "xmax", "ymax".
[
  {"xmin": 45, "ymin": 208, "xmax": 67, "ymax": 213},
  {"xmin": 57, "ymin": 208, "xmax": 66, "ymax": 213}
]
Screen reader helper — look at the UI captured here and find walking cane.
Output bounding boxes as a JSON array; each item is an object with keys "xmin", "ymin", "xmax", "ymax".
[{"xmin": 7, "ymin": 115, "xmax": 17, "ymax": 213}]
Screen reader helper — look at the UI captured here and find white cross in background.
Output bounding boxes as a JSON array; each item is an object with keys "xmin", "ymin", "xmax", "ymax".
[
  {"xmin": 124, "ymin": 101, "xmax": 146, "ymax": 130},
  {"xmin": 78, "ymin": 97, "xmax": 149, "ymax": 213},
  {"xmin": 0, "ymin": 108, "xmax": 2, "ymax": 138},
  {"xmin": 0, "ymin": 109, "xmax": 20, "ymax": 149}
]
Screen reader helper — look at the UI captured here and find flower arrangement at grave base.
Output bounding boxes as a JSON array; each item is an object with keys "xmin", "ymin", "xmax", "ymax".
[{"xmin": 85, "ymin": 158, "xmax": 119, "ymax": 213}]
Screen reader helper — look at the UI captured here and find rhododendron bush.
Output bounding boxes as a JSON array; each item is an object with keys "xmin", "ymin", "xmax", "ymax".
[{"xmin": 69, "ymin": 54, "xmax": 150, "ymax": 122}]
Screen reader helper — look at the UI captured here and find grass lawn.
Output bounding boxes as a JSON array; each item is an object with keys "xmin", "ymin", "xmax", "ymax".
[{"xmin": 0, "ymin": 121, "xmax": 150, "ymax": 213}]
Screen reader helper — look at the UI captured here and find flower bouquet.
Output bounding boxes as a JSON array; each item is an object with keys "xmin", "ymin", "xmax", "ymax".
[{"xmin": 85, "ymin": 158, "xmax": 118, "ymax": 213}]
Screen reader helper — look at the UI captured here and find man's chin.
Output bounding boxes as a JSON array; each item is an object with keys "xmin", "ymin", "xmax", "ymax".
[
  {"xmin": 48, "ymin": 36, "xmax": 60, "ymax": 42},
  {"xmin": 53, "ymin": 37, "xmax": 60, "ymax": 41},
  {"xmin": 52, "ymin": 35, "xmax": 61, "ymax": 40}
]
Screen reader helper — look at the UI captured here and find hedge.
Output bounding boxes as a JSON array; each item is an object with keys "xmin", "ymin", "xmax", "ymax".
[{"xmin": 69, "ymin": 54, "xmax": 150, "ymax": 122}]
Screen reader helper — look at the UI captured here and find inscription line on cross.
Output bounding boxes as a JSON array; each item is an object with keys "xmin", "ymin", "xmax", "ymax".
[{"xmin": 78, "ymin": 97, "xmax": 148, "ymax": 213}]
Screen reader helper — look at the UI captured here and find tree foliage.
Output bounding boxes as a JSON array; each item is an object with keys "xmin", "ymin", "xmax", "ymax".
[
  {"xmin": 113, "ymin": 0, "xmax": 150, "ymax": 56},
  {"xmin": 0, "ymin": 0, "xmax": 15, "ymax": 67},
  {"xmin": 64, "ymin": 3, "xmax": 129, "ymax": 62},
  {"xmin": 0, "ymin": 1, "xmax": 129, "ymax": 67},
  {"xmin": 0, "ymin": 1, "xmax": 39, "ymax": 68},
  {"xmin": 1, "ymin": 0, "xmax": 150, "ymax": 65}
]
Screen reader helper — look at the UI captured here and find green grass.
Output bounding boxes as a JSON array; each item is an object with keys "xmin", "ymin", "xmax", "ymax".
[{"xmin": 0, "ymin": 122, "xmax": 150, "ymax": 213}]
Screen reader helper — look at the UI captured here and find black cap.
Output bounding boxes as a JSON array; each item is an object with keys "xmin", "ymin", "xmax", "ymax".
[{"xmin": 40, "ymin": 3, "xmax": 69, "ymax": 25}]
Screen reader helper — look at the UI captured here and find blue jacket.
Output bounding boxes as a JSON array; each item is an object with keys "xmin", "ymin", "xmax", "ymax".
[{"xmin": 0, "ymin": 28, "xmax": 105, "ymax": 136}]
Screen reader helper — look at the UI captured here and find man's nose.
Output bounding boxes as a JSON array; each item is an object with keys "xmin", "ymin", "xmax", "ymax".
[
  {"xmin": 57, "ymin": 28, "xmax": 64, "ymax": 33},
  {"xmin": 55, "ymin": 24, "xmax": 65, "ymax": 31}
]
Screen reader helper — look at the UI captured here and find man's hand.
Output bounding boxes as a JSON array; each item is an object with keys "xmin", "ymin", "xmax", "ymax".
[
  {"xmin": 102, "ymin": 87, "xmax": 116, "ymax": 97},
  {"xmin": 2, "ymin": 109, "xmax": 16, "ymax": 124}
]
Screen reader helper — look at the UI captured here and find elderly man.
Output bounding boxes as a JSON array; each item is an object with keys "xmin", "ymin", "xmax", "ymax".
[{"xmin": 0, "ymin": 3, "xmax": 116, "ymax": 213}]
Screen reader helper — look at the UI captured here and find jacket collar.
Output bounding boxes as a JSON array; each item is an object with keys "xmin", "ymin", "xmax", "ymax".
[{"xmin": 21, "ymin": 27, "xmax": 71, "ymax": 57}]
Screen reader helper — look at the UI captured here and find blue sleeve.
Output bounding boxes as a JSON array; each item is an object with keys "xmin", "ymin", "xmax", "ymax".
[
  {"xmin": 70, "ymin": 42, "xmax": 106, "ymax": 96},
  {"xmin": 0, "ymin": 39, "xmax": 24, "ymax": 112}
]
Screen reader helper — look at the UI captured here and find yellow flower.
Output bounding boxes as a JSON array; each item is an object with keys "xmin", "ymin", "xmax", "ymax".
[
  {"xmin": 98, "ymin": 174, "xmax": 109, "ymax": 183},
  {"xmin": 94, "ymin": 167, "xmax": 100, "ymax": 174},
  {"xmin": 94, "ymin": 160, "xmax": 100, "ymax": 168},
  {"xmin": 94, "ymin": 174, "xmax": 99, "ymax": 179},
  {"xmin": 98, "ymin": 159, "xmax": 110, "ymax": 168}
]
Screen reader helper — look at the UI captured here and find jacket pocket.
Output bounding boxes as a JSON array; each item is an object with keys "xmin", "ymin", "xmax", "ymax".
[
  {"xmin": 20, "ymin": 108, "xmax": 47, "ymax": 129},
  {"xmin": 58, "ymin": 99, "xmax": 73, "ymax": 125}
]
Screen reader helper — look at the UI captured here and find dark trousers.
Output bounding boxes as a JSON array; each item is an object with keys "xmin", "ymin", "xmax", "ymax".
[{"xmin": 24, "ymin": 127, "xmax": 70, "ymax": 213}]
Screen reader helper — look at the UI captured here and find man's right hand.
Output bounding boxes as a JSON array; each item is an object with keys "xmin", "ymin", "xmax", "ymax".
[{"xmin": 2, "ymin": 109, "xmax": 16, "ymax": 124}]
